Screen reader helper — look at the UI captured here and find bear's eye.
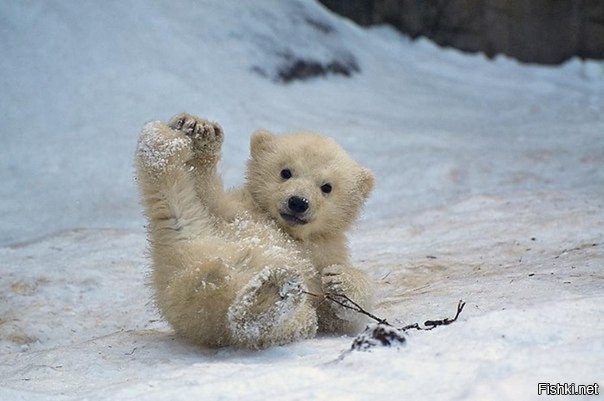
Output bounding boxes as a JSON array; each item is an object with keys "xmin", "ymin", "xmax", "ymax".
[
  {"xmin": 280, "ymin": 169, "xmax": 292, "ymax": 180},
  {"xmin": 320, "ymin": 183, "xmax": 332, "ymax": 194}
]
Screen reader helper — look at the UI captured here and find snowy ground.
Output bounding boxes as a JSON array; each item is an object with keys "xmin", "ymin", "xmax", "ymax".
[{"xmin": 1, "ymin": 1, "xmax": 603, "ymax": 400}]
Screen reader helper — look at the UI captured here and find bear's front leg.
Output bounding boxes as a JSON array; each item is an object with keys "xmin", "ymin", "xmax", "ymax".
[
  {"xmin": 135, "ymin": 120, "xmax": 210, "ymax": 241},
  {"xmin": 167, "ymin": 113, "xmax": 226, "ymax": 214},
  {"xmin": 318, "ymin": 265, "xmax": 375, "ymax": 335}
]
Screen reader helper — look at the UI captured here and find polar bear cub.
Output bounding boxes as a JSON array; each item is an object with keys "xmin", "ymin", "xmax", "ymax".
[{"xmin": 135, "ymin": 113, "xmax": 374, "ymax": 349}]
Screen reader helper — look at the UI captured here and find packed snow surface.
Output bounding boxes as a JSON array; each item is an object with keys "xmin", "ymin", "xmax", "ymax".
[{"xmin": 1, "ymin": 0, "xmax": 603, "ymax": 400}]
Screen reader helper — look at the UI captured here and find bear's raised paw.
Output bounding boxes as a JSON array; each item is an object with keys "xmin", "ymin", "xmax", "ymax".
[
  {"xmin": 136, "ymin": 121, "xmax": 193, "ymax": 176},
  {"xmin": 168, "ymin": 112, "xmax": 223, "ymax": 156}
]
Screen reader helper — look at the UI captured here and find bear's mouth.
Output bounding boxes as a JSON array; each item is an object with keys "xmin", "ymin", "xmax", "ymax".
[{"xmin": 279, "ymin": 213, "xmax": 308, "ymax": 226}]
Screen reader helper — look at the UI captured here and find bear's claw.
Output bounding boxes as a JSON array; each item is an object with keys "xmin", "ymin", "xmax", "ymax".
[{"xmin": 168, "ymin": 113, "xmax": 223, "ymax": 156}]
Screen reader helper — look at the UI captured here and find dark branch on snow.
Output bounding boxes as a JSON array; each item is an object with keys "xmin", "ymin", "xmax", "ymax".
[{"xmin": 303, "ymin": 290, "xmax": 466, "ymax": 332}]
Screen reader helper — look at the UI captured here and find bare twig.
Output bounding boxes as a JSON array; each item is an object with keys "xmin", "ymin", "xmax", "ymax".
[
  {"xmin": 303, "ymin": 291, "xmax": 390, "ymax": 325},
  {"xmin": 399, "ymin": 322, "xmax": 421, "ymax": 331},
  {"xmin": 420, "ymin": 300, "xmax": 466, "ymax": 330},
  {"xmin": 303, "ymin": 290, "xmax": 466, "ymax": 332}
]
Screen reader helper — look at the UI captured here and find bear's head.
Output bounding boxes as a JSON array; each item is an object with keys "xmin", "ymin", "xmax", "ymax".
[{"xmin": 246, "ymin": 130, "xmax": 374, "ymax": 240}]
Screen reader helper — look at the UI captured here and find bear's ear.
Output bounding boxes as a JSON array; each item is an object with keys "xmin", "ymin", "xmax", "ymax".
[
  {"xmin": 250, "ymin": 130, "xmax": 275, "ymax": 158},
  {"xmin": 358, "ymin": 167, "xmax": 375, "ymax": 200}
]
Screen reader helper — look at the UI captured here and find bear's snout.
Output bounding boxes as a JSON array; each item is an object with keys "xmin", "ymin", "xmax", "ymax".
[{"xmin": 287, "ymin": 196, "xmax": 309, "ymax": 214}]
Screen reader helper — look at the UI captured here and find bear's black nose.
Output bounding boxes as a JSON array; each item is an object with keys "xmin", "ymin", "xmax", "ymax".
[{"xmin": 288, "ymin": 196, "xmax": 309, "ymax": 214}]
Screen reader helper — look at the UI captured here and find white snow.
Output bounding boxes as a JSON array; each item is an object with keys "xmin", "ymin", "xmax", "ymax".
[{"xmin": 1, "ymin": 0, "xmax": 603, "ymax": 400}]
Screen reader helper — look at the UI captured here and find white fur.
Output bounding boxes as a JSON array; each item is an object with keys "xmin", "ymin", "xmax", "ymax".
[{"xmin": 135, "ymin": 113, "xmax": 375, "ymax": 349}]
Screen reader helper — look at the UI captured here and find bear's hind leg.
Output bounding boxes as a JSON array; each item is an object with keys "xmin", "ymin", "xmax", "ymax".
[
  {"xmin": 159, "ymin": 256, "xmax": 236, "ymax": 347},
  {"xmin": 227, "ymin": 266, "xmax": 318, "ymax": 349}
]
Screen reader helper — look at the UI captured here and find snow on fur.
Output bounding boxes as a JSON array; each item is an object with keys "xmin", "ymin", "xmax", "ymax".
[{"xmin": 136, "ymin": 121, "xmax": 191, "ymax": 172}]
